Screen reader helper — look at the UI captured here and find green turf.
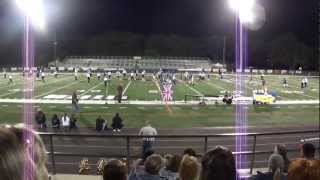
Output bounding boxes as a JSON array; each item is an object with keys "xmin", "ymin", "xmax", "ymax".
[
  {"xmin": 0, "ymin": 73, "xmax": 318, "ymax": 129},
  {"xmin": 0, "ymin": 103, "xmax": 317, "ymax": 128}
]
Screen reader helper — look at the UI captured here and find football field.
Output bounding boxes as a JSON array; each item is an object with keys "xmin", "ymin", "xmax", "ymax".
[{"xmin": 0, "ymin": 72, "xmax": 318, "ymax": 128}]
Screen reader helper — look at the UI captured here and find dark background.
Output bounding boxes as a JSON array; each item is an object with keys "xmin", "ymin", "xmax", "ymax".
[{"xmin": 0, "ymin": 0, "xmax": 318, "ymax": 70}]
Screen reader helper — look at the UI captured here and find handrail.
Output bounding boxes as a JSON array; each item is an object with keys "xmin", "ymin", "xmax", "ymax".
[
  {"xmin": 38, "ymin": 129, "xmax": 319, "ymax": 138},
  {"xmin": 39, "ymin": 129, "xmax": 319, "ymax": 175}
]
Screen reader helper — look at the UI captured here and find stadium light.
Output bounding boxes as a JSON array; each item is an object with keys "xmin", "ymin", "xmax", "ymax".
[
  {"xmin": 229, "ymin": 0, "xmax": 255, "ymax": 23},
  {"xmin": 15, "ymin": 0, "xmax": 45, "ymax": 30}
]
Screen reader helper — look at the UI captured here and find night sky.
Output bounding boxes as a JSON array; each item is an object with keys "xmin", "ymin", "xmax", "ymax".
[{"xmin": 0, "ymin": 0, "xmax": 318, "ymax": 46}]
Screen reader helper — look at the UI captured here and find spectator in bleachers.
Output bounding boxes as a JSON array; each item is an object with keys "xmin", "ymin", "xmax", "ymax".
[
  {"xmin": 287, "ymin": 159, "xmax": 320, "ymax": 180},
  {"xmin": 179, "ymin": 155, "xmax": 199, "ymax": 180},
  {"xmin": 200, "ymin": 146, "xmax": 236, "ymax": 180},
  {"xmin": 97, "ymin": 158, "xmax": 106, "ymax": 175},
  {"xmin": 301, "ymin": 143, "xmax": 316, "ymax": 160},
  {"xmin": 139, "ymin": 120, "xmax": 157, "ymax": 158},
  {"xmin": 35, "ymin": 108, "xmax": 47, "ymax": 129},
  {"xmin": 103, "ymin": 159, "xmax": 127, "ymax": 180},
  {"xmin": 61, "ymin": 113, "xmax": 70, "ymax": 131},
  {"xmin": 275, "ymin": 144, "xmax": 290, "ymax": 173},
  {"xmin": 79, "ymin": 158, "xmax": 90, "ymax": 175},
  {"xmin": 131, "ymin": 149, "xmax": 155, "ymax": 175},
  {"xmin": 183, "ymin": 148, "xmax": 197, "ymax": 157},
  {"xmin": 96, "ymin": 115, "xmax": 107, "ymax": 131},
  {"xmin": 160, "ymin": 154, "xmax": 181, "ymax": 180},
  {"xmin": 129, "ymin": 154, "xmax": 165, "ymax": 180},
  {"xmin": 249, "ymin": 153, "xmax": 286, "ymax": 180},
  {"xmin": 0, "ymin": 125, "xmax": 49, "ymax": 180},
  {"xmin": 51, "ymin": 113, "xmax": 60, "ymax": 129},
  {"xmin": 111, "ymin": 113, "xmax": 124, "ymax": 132}
]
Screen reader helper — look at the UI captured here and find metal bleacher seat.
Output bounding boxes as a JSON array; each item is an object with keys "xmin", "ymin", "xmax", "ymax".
[{"xmin": 62, "ymin": 56, "xmax": 212, "ymax": 70}]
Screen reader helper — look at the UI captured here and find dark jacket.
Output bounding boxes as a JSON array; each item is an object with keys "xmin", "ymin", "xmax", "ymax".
[
  {"xmin": 51, "ymin": 115, "xmax": 60, "ymax": 128},
  {"xmin": 96, "ymin": 117, "xmax": 105, "ymax": 131},
  {"xmin": 35, "ymin": 111, "xmax": 46, "ymax": 125},
  {"xmin": 111, "ymin": 115, "xmax": 123, "ymax": 129}
]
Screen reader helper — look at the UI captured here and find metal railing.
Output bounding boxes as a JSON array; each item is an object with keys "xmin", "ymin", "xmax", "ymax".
[{"xmin": 39, "ymin": 129, "xmax": 319, "ymax": 175}]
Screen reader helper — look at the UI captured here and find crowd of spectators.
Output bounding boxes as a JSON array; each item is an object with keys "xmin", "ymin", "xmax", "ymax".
[
  {"xmin": 249, "ymin": 143, "xmax": 319, "ymax": 180},
  {"xmin": 79, "ymin": 143, "xmax": 320, "ymax": 180}
]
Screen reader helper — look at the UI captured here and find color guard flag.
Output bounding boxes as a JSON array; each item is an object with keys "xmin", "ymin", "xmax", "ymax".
[{"xmin": 161, "ymin": 83, "xmax": 173, "ymax": 101}]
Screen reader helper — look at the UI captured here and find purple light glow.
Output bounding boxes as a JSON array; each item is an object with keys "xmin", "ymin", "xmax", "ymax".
[
  {"xmin": 22, "ymin": 15, "xmax": 35, "ymax": 180},
  {"xmin": 235, "ymin": 14, "xmax": 248, "ymax": 178}
]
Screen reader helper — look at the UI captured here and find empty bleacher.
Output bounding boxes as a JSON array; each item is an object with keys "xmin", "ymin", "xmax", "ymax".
[{"xmin": 62, "ymin": 56, "xmax": 212, "ymax": 70}]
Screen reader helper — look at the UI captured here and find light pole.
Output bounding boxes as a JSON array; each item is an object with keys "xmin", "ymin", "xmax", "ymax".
[
  {"xmin": 54, "ymin": 31, "xmax": 58, "ymax": 67},
  {"xmin": 228, "ymin": 0, "xmax": 256, "ymax": 176},
  {"xmin": 15, "ymin": 0, "xmax": 46, "ymax": 178}
]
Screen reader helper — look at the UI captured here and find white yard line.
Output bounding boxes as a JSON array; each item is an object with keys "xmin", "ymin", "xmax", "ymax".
[
  {"xmin": 153, "ymin": 80, "xmax": 161, "ymax": 92},
  {"xmin": 34, "ymin": 81, "xmax": 79, "ymax": 99},
  {"xmin": 176, "ymin": 79, "xmax": 203, "ymax": 96},
  {"xmin": 80, "ymin": 81, "xmax": 104, "ymax": 96},
  {"xmin": 122, "ymin": 80, "xmax": 132, "ymax": 96},
  {"xmin": 0, "ymin": 98, "xmax": 318, "ymax": 105},
  {"xmin": 186, "ymin": 84, "xmax": 204, "ymax": 96},
  {"xmin": 0, "ymin": 75, "xmax": 71, "ymax": 97}
]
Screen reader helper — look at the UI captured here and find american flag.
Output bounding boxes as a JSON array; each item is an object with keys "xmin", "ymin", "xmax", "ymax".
[{"xmin": 161, "ymin": 83, "xmax": 173, "ymax": 101}]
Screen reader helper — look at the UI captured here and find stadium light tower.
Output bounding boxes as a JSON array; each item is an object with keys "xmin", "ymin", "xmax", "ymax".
[
  {"xmin": 15, "ymin": 0, "xmax": 47, "ymax": 178},
  {"xmin": 229, "ymin": 0, "xmax": 255, "ymax": 24},
  {"xmin": 15, "ymin": 0, "xmax": 46, "ymax": 30},
  {"xmin": 228, "ymin": 0, "xmax": 256, "ymax": 176}
]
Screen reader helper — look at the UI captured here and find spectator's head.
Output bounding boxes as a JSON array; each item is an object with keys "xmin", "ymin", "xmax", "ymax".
[
  {"xmin": 115, "ymin": 113, "xmax": 119, "ymax": 117},
  {"xmin": 275, "ymin": 144, "xmax": 288, "ymax": 160},
  {"xmin": 166, "ymin": 154, "xmax": 182, "ymax": 173},
  {"xmin": 288, "ymin": 159, "xmax": 320, "ymax": 180},
  {"xmin": 268, "ymin": 153, "xmax": 284, "ymax": 173},
  {"xmin": 145, "ymin": 120, "xmax": 151, "ymax": 126},
  {"xmin": 163, "ymin": 153, "xmax": 173, "ymax": 164},
  {"xmin": 103, "ymin": 159, "xmax": 127, "ymax": 180},
  {"xmin": 183, "ymin": 148, "xmax": 197, "ymax": 157},
  {"xmin": 301, "ymin": 143, "xmax": 315, "ymax": 159},
  {"xmin": 0, "ymin": 125, "xmax": 48, "ymax": 180},
  {"xmin": 179, "ymin": 155, "xmax": 199, "ymax": 180},
  {"xmin": 200, "ymin": 146, "xmax": 236, "ymax": 180},
  {"xmin": 142, "ymin": 149, "xmax": 155, "ymax": 162},
  {"xmin": 144, "ymin": 154, "xmax": 164, "ymax": 175}
]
